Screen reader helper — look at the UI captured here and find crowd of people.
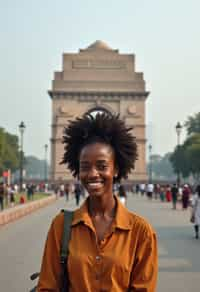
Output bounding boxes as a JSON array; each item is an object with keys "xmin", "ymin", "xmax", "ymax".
[
  {"xmin": 1, "ymin": 177, "xmax": 200, "ymax": 241},
  {"xmin": 134, "ymin": 182, "xmax": 200, "ymax": 239},
  {"xmin": 53, "ymin": 182, "xmax": 86, "ymax": 206},
  {"xmin": 0, "ymin": 181, "xmax": 49, "ymax": 211},
  {"xmin": 134, "ymin": 182, "xmax": 194, "ymax": 210}
]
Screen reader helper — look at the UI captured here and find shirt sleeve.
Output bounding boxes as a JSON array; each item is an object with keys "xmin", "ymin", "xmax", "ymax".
[
  {"xmin": 129, "ymin": 225, "xmax": 158, "ymax": 292},
  {"xmin": 37, "ymin": 217, "xmax": 63, "ymax": 291}
]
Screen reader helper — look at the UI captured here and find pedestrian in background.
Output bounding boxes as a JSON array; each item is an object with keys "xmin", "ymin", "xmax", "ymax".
[
  {"xmin": 140, "ymin": 183, "xmax": 145, "ymax": 196},
  {"xmin": 37, "ymin": 113, "xmax": 158, "ymax": 291},
  {"xmin": 165, "ymin": 185, "xmax": 172, "ymax": 202},
  {"xmin": 182, "ymin": 184, "xmax": 190, "ymax": 209},
  {"xmin": 64, "ymin": 183, "xmax": 70, "ymax": 201},
  {"xmin": 118, "ymin": 184, "xmax": 127, "ymax": 205},
  {"xmin": 0, "ymin": 182, "xmax": 5, "ymax": 210},
  {"xmin": 27, "ymin": 183, "xmax": 34, "ymax": 200},
  {"xmin": 135, "ymin": 183, "xmax": 140, "ymax": 195},
  {"xmin": 171, "ymin": 183, "xmax": 178, "ymax": 209},
  {"xmin": 147, "ymin": 182, "xmax": 154, "ymax": 199},
  {"xmin": 159, "ymin": 185, "xmax": 165, "ymax": 202},
  {"xmin": 10, "ymin": 185, "xmax": 15, "ymax": 207},
  {"xmin": 191, "ymin": 185, "xmax": 200, "ymax": 239},
  {"xmin": 74, "ymin": 182, "xmax": 82, "ymax": 206}
]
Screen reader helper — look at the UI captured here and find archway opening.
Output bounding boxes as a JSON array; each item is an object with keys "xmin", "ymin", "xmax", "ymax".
[{"xmin": 85, "ymin": 106, "xmax": 112, "ymax": 117}]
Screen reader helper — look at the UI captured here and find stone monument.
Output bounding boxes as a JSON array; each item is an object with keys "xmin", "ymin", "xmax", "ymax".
[{"xmin": 48, "ymin": 40, "xmax": 149, "ymax": 182}]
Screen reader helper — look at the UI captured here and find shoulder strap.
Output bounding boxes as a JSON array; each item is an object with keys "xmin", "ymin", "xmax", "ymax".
[
  {"xmin": 60, "ymin": 210, "xmax": 74, "ymax": 263},
  {"xmin": 60, "ymin": 210, "xmax": 74, "ymax": 292}
]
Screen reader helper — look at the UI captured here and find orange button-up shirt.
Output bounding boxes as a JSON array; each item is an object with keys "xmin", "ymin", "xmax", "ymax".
[{"xmin": 37, "ymin": 197, "xmax": 158, "ymax": 291}]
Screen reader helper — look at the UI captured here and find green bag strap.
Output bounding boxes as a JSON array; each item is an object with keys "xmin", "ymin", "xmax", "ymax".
[
  {"xmin": 60, "ymin": 210, "xmax": 74, "ymax": 263},
  {"xmin": 60, "ymin": 210, "xmax": 74, "ymax": 292}
]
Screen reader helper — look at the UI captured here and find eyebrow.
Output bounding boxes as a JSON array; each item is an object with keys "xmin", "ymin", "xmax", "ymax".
[{"xmin": 80, "ymin": 159, "xmax": 108, "ymax": 164}]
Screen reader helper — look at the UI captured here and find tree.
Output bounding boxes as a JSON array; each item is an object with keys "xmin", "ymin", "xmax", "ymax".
[
  {"xmin": 0, "ymin": 127, "xmax": 20, "ymax": 174},
  {"xmin": 170, "ymin": 145, "xmax": 190, "ymax": 178},
  {"xmin": 185, "ymin": 112, "xmax": 200, "ymax": 135},
  {"xmin": 170, "ymin": 133, "xmax": 200, "ymax": 183}
]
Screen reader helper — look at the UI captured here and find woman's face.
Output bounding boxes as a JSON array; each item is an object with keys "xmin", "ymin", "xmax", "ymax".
[{"xmin": 79, "ymin": 142, "xmax": 116, "ymax": 198}]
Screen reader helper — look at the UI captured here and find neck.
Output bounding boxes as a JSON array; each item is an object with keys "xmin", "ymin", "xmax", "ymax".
[{"xmin": 88, "ymin": 194, "xmax": 116, "ymax": 217}]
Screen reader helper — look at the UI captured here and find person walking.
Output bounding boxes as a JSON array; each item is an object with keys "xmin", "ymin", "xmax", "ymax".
[
  {"xmin": 191, "ymin": 185, "xmax": 200, "ymax": 239},
  {"xmin": 64, "ymin": 183, "xmax": 70, "ymax": 201},
  {"xmin": 140, "ymin": 183, "xmax": 146, "ymax": 196},
  {"xmin": 118, "ymin": 184, "xmax": 127, "ymax": 206},
  {"xmin": 159, "ymin": 185, "xmax": 165, "ymax": 202},
  {"xmin": 0, "ymin": 182, "xmax": 5, "ymax": 210},
  {"xmin": 37, "ymin": 113, "xmax": 158, "ymax": 291},
  {"xmin": 147, "ymin": 182, "xmax": 154, "ymax": 199},
  {"xmin": 171, "ymin": 183, "xmax": 178, "ymax": 209},
  {"xmin": 10, "ymin": 185, "xmax": 15, "ymax": 207},
  {"xmin": 74, "ymin": 182, "xmax": 82, "ymax": 206},
  {"xmin": 165, "ymin": 185, "xmax": 172, "ymax": 202},
  {"xmin": 182, "ymin": 184, "xmax": 190, "ymax": 209}
]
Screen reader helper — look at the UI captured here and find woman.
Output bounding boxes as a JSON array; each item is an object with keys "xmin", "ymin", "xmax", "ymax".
[
  {"xmin": 165, "ymin": 185, "xmax": 172, "ymax": 202},
  {"xmin": 118, "ymin": 184, "xmax": 127, "ymax": 206},
  {"xmin": 37, "ymin": 113, "xmax": 158, "ymax": 291},
  {"xmin": 182, "ymin": 184, "xmax": 190, "ymax": 209},
  {"xmin": 191, "ymin": 185, "xmax": 200, "ymax": 239}
]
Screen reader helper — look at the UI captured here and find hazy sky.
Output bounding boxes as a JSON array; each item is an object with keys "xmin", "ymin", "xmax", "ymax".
[{"xmin": 0, "ymin": 0, "xmax": 200, "ymax": 160}]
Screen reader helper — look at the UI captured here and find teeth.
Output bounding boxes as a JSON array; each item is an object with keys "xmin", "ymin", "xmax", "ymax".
[{"xmin": 87, "ymin": 182, "xmax": 103, "ymax": 187}]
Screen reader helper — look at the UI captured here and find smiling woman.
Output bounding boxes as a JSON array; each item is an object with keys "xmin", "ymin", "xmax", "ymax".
[{"xmin": 37, "ymin": 113, "xmax": 158, "ymax": 292}]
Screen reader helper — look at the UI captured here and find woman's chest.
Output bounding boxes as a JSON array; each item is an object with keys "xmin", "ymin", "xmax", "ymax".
[{"xmin": 68, "ymin": 226, "xmax": 136, "ymax": 279}]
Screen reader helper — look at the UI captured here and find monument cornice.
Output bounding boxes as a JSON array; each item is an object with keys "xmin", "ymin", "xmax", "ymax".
[{"xmin": 48, "ymin": 90, "xmax": 149, "ymax": 100}]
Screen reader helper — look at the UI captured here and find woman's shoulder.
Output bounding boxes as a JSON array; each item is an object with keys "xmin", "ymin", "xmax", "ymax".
[
  {"xmin": 48, "ymin": 212, "xmax": 65, "ymax": 238},
  {"xmin": 127, "ymin": 210, "xmax": 156, "ymax": 238}
]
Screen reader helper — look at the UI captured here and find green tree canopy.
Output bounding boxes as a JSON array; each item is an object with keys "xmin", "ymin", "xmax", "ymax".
[
  {"xmin": 0, "ymin": 127, "xmax": 20, "ymax": 174},
  {"xmin": 185, "ymin": 112, "xmax": 200, "ymax": 135},
  {"xmin": 170, "ymin": 133, "xmax": 200, "ymax": 182}
]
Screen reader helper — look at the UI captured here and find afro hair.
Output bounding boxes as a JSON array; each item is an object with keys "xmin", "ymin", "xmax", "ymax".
[{"xmin": 61, "ymin": 112, "xmax": 137, "ymax": 181}]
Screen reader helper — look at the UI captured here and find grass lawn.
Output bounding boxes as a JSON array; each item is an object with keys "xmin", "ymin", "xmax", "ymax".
[{"xmin": 5, "ymin": 192, "xmax": 50, "ymax": 209}]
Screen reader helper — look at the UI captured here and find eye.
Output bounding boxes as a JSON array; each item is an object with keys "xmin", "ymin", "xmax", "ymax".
[
  {"xmin": 97, "ymin": 164, "xmax": 108, "ymax": 171},
  {"xmin": 79, "ymin": 163, "xmax": 90, "ymax": 171}
]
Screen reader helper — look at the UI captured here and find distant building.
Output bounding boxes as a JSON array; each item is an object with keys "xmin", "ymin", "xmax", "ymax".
[{"xmin": 48, "ymin": 40, "xmax": 150, "ymax": 182}]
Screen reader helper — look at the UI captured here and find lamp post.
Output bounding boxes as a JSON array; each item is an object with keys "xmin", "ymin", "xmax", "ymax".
[
  {"xmin": 44, "ymin": 144, "xmax": 48, "ymax": 183},
  {"xmin": 19, "ymin": 121, "xmax": 26, "ymax": 192},
  {"xmin": 148, "ymin": 144, "xmax": 153, "ymax": 183},
  {"xmin": 175, "ymin": 122, "xmax": 182, "ymax": 186}
]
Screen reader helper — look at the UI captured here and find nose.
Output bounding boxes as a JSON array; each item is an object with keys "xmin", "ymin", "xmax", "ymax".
[{"xmin": 87, "ymin": 167, "xmax": 99, "ymax": 178}]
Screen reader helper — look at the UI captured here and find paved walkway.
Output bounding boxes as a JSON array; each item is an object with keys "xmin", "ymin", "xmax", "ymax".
[
  {"xmin": 0, "ymin": 194, "xmax": 199, "ymax": 291},
  {"xmin": 128, "ymin": 194, "xmax": 199, "ymax": 292}
]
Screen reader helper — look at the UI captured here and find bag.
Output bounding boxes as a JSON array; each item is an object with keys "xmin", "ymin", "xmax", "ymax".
[
  {"xmin": 30, "ymin": 210, "xmax": 74, "ymax": 292},
  {"xmin": 190, "ymin": 214, "xmax": 195, "ymax": 223}
]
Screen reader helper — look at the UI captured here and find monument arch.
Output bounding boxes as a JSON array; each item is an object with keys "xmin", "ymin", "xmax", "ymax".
[
  {"xmin": 48, "ymin": 40, "xmax": 149, "ymax": 182},
  {"xmin": 85, "ymin": 105, "xmax": 113, "ymax": 116}
]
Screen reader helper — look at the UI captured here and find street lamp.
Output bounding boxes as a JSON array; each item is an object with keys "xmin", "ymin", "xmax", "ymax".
[
  {"xmin": 148, "ymin": 144, "xmax": 153, "ymax": 183},
  {"xmin": 175, "ymin": 122, "xmax": 182, "ymax": 186},
  {"xmin": 44, "ymin": 144, "xmax": 48, "ymax": 182},
  {"xmin": 19, "ymin": 121, "xmax": 26, "ymax": 191}
]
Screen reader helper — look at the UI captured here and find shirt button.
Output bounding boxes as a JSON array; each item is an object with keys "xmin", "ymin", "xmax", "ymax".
[{"xmin": 96, "ymin": 255, "xmax": 101, "ymax": 261}]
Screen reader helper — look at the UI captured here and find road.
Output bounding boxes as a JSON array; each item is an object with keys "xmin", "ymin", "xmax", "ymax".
[{"xmin": 0, "ymin": 194, "xmax": 199, "ymax": 292}]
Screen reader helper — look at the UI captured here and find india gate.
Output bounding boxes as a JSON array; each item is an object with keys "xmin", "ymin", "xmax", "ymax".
[{"xmin": 48, "ymin": 40, "xmax": 149, "ymax": 182}]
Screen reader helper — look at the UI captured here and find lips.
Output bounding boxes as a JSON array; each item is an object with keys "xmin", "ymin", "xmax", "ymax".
[{"xmin": 86, "ymin": 181, "xmax": 104, "ymax": 189}]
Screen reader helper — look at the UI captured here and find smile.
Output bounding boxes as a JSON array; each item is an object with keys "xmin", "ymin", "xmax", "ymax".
[{"xmin": 86, "ymin": 181, "xmax": 104, "ymax": 188}]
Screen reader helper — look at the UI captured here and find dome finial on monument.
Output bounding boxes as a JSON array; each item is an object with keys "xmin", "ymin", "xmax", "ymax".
[{"xmin": 86, "ymin": 40, "xmax": 113, "ymax": 51}]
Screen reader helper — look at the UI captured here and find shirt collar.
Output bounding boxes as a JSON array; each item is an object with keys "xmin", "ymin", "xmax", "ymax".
[{"xmin": 72, "ymin": 196, "xmax": 132, "ymax": 231}]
